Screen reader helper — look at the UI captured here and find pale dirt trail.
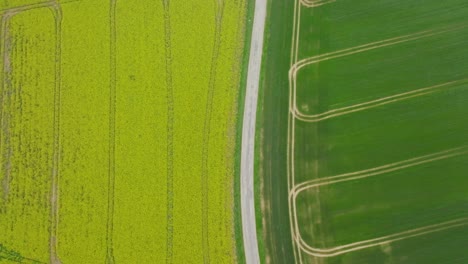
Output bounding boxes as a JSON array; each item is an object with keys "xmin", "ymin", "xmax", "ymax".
[{"xmin": 240, "ymin": 0, "xmax": 266, "ymax": 263}]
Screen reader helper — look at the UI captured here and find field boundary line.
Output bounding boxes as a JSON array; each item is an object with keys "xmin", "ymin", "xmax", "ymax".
[
  {"xmin": 162, "ymin": 1, "xmax": 174, "ymax": 263},
  {"xmin": 292, "ymin": 79, "xmax": 468, "ymax": 122},
  {"xmin": 288, "ymin": 0, "xmax": 302, "ymax": 263},
  {"xmin": 288, "ymin": 0, "xmax": 302, "ymax": 262}
]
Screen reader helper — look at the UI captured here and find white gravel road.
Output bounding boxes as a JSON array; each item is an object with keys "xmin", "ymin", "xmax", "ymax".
[{"xmin": 240, "ymin": 0, "xmax": 266, "ymax": 263}]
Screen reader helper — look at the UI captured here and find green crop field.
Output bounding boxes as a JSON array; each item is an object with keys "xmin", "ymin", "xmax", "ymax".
[
  {"xmin": 261, "ymin": 0, "xmax": 468, "ymax": 263},
  {"xmin": 259, "ymin": 0, "xmax": 296, "ymax": 263},
  {"xmin": 0, "ymin": 0, "xmax": 247, "ymax": 263}
]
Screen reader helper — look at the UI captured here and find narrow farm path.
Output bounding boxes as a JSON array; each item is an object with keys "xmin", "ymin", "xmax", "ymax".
[{"xmin": 240, "ymin": 0, "xmax": 266, "ymax": 262}]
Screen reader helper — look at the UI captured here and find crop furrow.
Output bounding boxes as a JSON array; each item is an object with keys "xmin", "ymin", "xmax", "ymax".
[
  {"xmin": 105, "ymin": 0, "xmax": 117, "ymax": 263},
  {"xmin": 162, "ymin": 1, "xmax": 174, "ymax": 263},
  {"xmin": 50, "ymin": 4, "xmax": 63, "ymax": 264},
  {"xmin": 201, "ymin": 1, "xmax": 225, "ymax": 263},
  {"xmin": 0, "ymin": 15, "xmax": 10, "ymax": 204}
]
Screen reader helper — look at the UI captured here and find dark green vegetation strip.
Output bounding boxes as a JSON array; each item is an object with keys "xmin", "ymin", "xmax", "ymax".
[
  {"xmin": 258, "ymin": 0, "xmax": 295, "ymax": 263},
  {"xmin": 0, "ymin": 243, "xmax": 44, "ymax": 263}
]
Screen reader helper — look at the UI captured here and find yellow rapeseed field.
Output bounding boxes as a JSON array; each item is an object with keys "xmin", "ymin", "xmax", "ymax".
[{"xmin": 0, "ymin": 0, "xmax": 247, "ymax": 263}]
